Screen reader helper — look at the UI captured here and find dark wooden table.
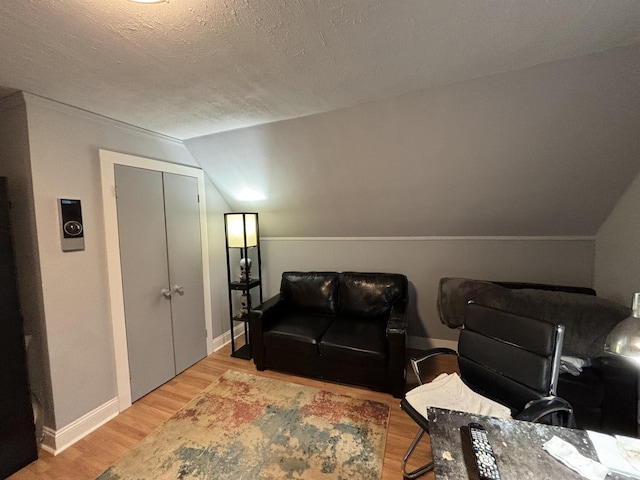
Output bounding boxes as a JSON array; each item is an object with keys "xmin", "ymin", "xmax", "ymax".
[{"xmin": 426, "ymin": 407, "xmax": 631, "ymax": 479}]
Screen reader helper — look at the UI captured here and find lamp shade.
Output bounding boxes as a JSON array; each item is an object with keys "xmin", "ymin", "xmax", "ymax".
[
  {"xmin": 604, "ymin": 293, "xmax": 640, "ymax": 361},
  {"xmin": 225, "ymin": 213, "xmax": 258, "ymax": 248}
]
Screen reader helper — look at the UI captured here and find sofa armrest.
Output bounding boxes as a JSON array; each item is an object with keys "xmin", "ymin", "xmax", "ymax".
[
  {"xmin": 253, "ymin": 293, "xmax": 285, "ymax": 321},
  {"xmin": 249, "ymin": 293, "xmax": 286, "ymax": 370},
  {"xmin": 386, "ymin": 301, "xmax": 408, "ymax": 337},
  {"xmin": 386, "ymin": 301, "xmax": 408, "ymax": 398}
]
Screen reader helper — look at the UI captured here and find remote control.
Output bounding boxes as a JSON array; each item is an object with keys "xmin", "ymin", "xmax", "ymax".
[{"xmin": 468, "ymin": 422, "xmax": 501, "ymax": 480}]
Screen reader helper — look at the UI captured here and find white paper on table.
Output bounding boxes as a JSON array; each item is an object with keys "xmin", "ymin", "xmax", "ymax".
[
  {"xmin": 587, "ymin": 430, "xmax": 640, "ymax": 478},
  {"xmin": 617, "ymin": 435, "xmax": 640, "ymax": 472}
]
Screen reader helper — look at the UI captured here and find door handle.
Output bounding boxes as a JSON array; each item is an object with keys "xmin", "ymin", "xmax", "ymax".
[
  {"xmin": 160, "ymin": 288, "xmax": 172, "ymax": 299},
  {"xmin": 173, "ymin": 285, "xmax": 184, "ymax": 295}
]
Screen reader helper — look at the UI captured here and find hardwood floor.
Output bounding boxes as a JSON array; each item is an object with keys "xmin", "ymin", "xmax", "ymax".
[{"xmin": 9, "ymin": 344, "xmax": 458, "ymax": 480}]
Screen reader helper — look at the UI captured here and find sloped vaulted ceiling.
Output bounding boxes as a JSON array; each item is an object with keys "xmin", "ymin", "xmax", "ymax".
[
  {"xmin": 1, "ymin": 1, "xmax": 640, "ymax": 237},
  {"xmin": 1, "ymin": 1, "xmax": 640, "ymax": 139},
  {"xmin": 186, "ymin": 44, "xmax": 640, "ymax": 237}
]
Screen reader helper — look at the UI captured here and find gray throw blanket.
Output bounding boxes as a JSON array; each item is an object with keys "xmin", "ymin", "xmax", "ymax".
[{"xmin": 437, "ymin": 278, "xmax": 630, "ymax": 358}]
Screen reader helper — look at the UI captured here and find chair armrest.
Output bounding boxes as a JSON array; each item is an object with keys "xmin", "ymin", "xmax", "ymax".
[
  {"xmin": 411, "ymin": 348, "xmax": 458, "ymax": 385},
  {"xmin": 516, "ymin": 396, "xmax": 576, "ymax": 428}
]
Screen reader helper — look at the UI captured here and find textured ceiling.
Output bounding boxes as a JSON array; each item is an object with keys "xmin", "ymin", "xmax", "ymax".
[
  {"xmin": 186, "ymin": 43, "xmax": 640, "ymax": 237},
  {"xmin": 1, "ymin": 1, "xmax": 640, "ymax": 139}
]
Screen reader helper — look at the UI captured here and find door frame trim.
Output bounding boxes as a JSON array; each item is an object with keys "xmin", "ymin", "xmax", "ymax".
[{"xmin": 99, "ymin": 149, "xmax": 213, "ymax": 411}]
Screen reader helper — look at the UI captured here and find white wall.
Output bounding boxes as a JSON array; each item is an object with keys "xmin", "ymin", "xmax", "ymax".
[
  {"xmin": 20, "ymin": 94, "xmax": 228, "ymax": 438},
  {"xmin": 260, "ymin": 237, "xmax": 595, "ymax": 344},
  {"xmin": 595, "ymin": 169, "xmax": 640, "ymax": 305}
]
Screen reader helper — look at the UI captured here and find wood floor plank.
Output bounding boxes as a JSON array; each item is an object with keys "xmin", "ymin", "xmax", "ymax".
[{"xmin": 9, "ymin": 344, "xmax": 457, "ymax": 480}]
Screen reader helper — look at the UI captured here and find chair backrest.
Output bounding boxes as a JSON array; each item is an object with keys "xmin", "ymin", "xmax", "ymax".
[{"xmin": 458, "ymin": 302, "xmax": 564, "ymax": 415}]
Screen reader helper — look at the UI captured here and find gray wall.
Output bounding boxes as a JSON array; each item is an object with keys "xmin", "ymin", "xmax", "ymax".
[
  {"xmin": 0, "ymin": 93, "xmax": 230, "ymax": 434},
  {"xmin": 186, "ymin": 43, "xmax": 640, "ymax": 239},
  {"xmin": 184, "ymin": 46, "xmax": 640, "ymax": 347},
  {"xmin": 0, "ymin": 39, "xmax": 637, "ymax": 445},
  {"xmin": 595, "ymin": 169, "xmax": 640, "ymax": 306},
  {"xmin": 205, "ymin": 176, "xmax": 233, "ymax": 338},
  {"xmin": 260, "ymin": 237, "xmax": 595, "ymax": 344}
]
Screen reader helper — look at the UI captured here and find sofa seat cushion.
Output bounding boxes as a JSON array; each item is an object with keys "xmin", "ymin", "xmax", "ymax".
[
  {"xmin": 319, "ymin": 317, "xmax": 387, "ymax": 367},
  {"xmin": 263, "ymin": 312, "xmax": 335, "ymax": 355}
]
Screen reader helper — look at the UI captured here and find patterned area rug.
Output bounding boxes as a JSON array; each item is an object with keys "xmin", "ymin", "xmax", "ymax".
[{"xmin": 97, "ymin": 370, "xmax": 390, "ymax": 479}]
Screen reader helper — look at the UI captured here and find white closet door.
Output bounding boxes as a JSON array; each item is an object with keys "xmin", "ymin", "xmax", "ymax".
[
  {"xmin": 163, "ymin": 172, "xmax": 207, "ymax": 373},
  {"xmin": 115, "ymin": 165, "xmax": 175, "ymax": 402}
]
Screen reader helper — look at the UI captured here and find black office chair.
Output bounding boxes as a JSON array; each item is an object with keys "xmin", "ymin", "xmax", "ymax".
[{"xmin": 401, "ymin": 302, "xmax": 575, "ymax": 479}]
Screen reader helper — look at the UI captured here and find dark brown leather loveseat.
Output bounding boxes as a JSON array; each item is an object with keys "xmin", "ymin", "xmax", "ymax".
[{"xmin": 249, "ymin": 271, "xmax": 408, "ymax": 398}]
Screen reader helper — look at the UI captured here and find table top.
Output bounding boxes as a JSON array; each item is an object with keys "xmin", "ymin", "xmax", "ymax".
[{"xmin": 426, "ymin": 407, "xmax": 631, "ymax": 480}]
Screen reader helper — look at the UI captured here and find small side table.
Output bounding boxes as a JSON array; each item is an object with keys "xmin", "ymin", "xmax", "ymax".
[{"xmin": 228, "ymin": 279, "xmax": 262, "ymax": 359}]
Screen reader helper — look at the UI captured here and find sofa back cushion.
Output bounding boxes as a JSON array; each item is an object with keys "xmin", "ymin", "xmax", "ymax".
[
  {"xmin": 281, "ymin": 272, "xmax": 338, "ymax": 315},
  {"xmin": 338, "ymin": 272, "xmax": 407, "ymax": 318},
  {"xmin": 438, "ymin": 277, "xmax": 630, "ymax": 358}
]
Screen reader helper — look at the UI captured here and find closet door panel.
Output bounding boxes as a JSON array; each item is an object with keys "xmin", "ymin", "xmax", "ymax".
[
  {"xmin": 163, "ymin": 173, "xmax": 207, "ymax": 373},
  {"xmin": 115, "ymin": 165, "xmax": 175, "ymax": 402}
]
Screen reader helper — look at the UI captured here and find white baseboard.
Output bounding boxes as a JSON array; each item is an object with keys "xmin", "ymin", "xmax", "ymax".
[
  {"xmin": 41, "ymin": 326, "xmax": 244, "ymax": 455},
  {"xmin": 41, "ymin": 325, "xmax": 245, "ymax": 455},
  {"xmin": 40, "ymin": 397, "xmax": 119, "ymax": 455},
  {"xmin": 212, "ymin": 323, "xmax": 246, "ymax": 352},
  {"xmin": 38, "ymin": 333, "xmax": 453, "ymax": 455},
  {"xmin": 407, "ymin": 335, "xmax": 458, "ymax": 352}
]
